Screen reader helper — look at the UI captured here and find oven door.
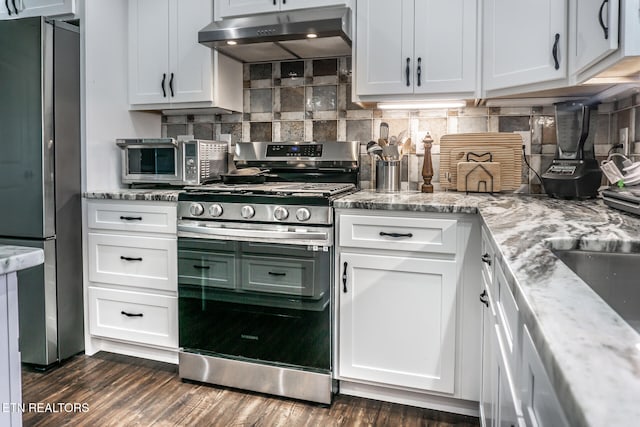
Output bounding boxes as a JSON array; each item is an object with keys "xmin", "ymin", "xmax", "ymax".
[
  {"xmin": 118, "ymin": 141, "xmax": 183, "ymax": 184},
  {"xmin": 177, "ymin": 236, "xmax": 332, "ymax": 373}
]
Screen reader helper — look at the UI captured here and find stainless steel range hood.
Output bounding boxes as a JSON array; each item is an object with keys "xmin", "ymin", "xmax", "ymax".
[{"xmin": 198, "ymin": 6, "xmax": 352, "ymax": 63}]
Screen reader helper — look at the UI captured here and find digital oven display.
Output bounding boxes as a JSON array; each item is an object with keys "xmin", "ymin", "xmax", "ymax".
[{"xmin": 266, "ymin": 144, "xmax": 323, "ymax": 157}]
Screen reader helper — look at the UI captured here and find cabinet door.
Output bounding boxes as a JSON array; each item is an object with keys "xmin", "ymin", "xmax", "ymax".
[
  {"xmin": 480, "ymin": 287, "xmax": 496, "ymax": 427},
  {"xmin": 572, "ymin": 0, "xmax": 619, "ymax": 74},
  {"xmin": 483, "ymin": 0, "xmax": 567, "ymax": 91},
  {"xmin": 169, "ymin": 0, "xmax": 214, "ymax": 103},
  {"xmin": 413, "ymin": 0, "xmax": 477, "ymax": 94},
  {"xmin": 0, "ymin": 0, "xmax": 75, "ymax": 19},
  {"xmin": 128, "ymin": 0, "xmax": 171, "ymax": 105},
  {"xmin": 338, "ymin": 252, "xmax": 457, "ymax": 393},
  {"xmin": 355, "ymin": 0, "xmax": 414, "ymax": 95},
  {"xmin": 521, "ymin": 326, "xmax": 570, "ymax": 427},
  {"xmin": 217, "ymin": 0, "xmax": 279, "ymax": 18}
]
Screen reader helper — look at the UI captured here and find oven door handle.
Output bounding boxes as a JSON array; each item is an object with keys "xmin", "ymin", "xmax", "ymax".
[{"xmin": 178, "ymin": 224, "xmax": 330, "ymax": 241}]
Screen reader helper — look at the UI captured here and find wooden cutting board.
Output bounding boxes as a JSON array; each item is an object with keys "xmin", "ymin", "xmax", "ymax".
[
  {"xmin": 456, "ymin": 162, "xmax": 502, "ymax": 192},
  {"xmin": 440, "ymin": 133, "xmax": 523, "ymax": 191}
]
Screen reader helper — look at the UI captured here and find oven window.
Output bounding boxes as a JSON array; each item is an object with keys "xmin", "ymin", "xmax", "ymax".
[
  {"xmin": 178, "ymin": 238, "xmax": 331, "ymax": 372},
  {"xmin": 127, "ymin": 147, "xmax": 175, "ymax": 174}
]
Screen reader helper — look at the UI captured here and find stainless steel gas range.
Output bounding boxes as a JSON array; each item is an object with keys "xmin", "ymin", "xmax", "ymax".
[{"xmin": 176, "ymin": 141, "xmax": 359, "ymax": 404}]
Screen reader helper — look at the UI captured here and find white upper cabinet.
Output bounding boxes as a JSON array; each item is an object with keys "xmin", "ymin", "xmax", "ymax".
[
  {"xmin": 129, "ymin": 0, "xmax": 243, "ymax": 111},
  {"xmin": 483, "ymin": 0, "xmax": 567, "ymax": 92},
  {"xmin": 570, "ymin": 0, "xmax": 620, "ymax": 75},
  {"xmin": 217, "ymin": 0, "xmax": 347, "ymax": 18},
  {"xmin": 0, "ymin": 0, "xmax": 75, "ymax": 19},
  {"xmin": 355, "ymin": 0, "xmax": 477, "ymax": 98}
]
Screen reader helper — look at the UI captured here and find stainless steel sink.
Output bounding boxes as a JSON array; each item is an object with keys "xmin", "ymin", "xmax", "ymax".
[{"xmin": 552, "ymin": 249, "xmax": 640, "ymax": 333}]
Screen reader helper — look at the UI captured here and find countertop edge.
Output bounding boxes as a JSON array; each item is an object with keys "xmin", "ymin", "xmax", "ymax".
[{"xmin": 0, "ymin": 246, "xmax": 45, "ymax": 275}]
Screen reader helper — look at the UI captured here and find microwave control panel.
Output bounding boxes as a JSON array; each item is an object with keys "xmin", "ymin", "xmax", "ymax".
[{"xmin": 183, "ymin": 142, "xmax": 198, "ymax": 181}]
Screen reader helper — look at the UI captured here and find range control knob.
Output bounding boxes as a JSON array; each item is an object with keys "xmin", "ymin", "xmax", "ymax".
[
  {"xmin": 274, "ymin": 206, "xmax": 289, "ymax": 221},
  {"xmin": 209, "ymin": 204, "xmax": 223, "ymax": 217},
  {"xmin": 186, "ymin": 158, "xmax": 195, "ymax": 166},
  {"xmin": 189, "ymin": 203, "xmax": 204, "ymax": 216},
  {"xmin": 296, "ymin": 208, "xmax": 311, "ymax": 222},
  {"xmin": 241, "ymin": 205, "xmax": 255, "ymax": 219}
]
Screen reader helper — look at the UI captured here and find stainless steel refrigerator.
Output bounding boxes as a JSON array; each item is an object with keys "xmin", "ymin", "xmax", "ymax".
[{"xmin": 0, "ymin": 17, "xmax": 83, "ymax": 367}]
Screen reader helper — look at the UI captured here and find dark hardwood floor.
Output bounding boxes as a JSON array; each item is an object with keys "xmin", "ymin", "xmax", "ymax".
[{"xmin": 21, "ymin": 352, "xmax": 480, "ymax": 427}]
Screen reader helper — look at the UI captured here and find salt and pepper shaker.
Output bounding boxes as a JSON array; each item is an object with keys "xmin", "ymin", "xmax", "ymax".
[{"xmin": 421, "ymin": 132, "xmax": 434, "ymax": 193}]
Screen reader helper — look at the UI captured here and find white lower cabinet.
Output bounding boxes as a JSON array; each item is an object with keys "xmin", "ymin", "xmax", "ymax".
[
  {"xmin": 336, "ymin": 209, "xmax": 481, "ymax": 412},
  {"xmin": 85, "ymin": 200, "xmax": 178, "ymax": 363},
  {"xmin": 338, "ymin": 252, "xmax": 457, "ymax": 393},
  {"xmin": 480, "ymin": 226, "xmax": 567, "ymax": 427},
  {"xmin": 521, "ymin": 326, "xmax": 570, "ymax": 427}
]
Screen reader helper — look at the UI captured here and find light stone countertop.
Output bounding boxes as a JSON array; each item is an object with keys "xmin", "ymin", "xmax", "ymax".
[
  {"xmin": 335, "ymin": 190, "xmax": 640, "ymax": 427},
  {"xmin": 0, "ymin": 246, "xmax": 45, "ymax": 275},
  {"xmin": 83, "ymin": 189, "xmax": 182, "ymax": 202}
]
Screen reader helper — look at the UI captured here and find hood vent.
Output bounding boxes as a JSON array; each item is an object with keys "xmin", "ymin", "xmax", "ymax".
[{"xmin": 198, "ymin": 6, "xmax": 352, "ymax": 63}]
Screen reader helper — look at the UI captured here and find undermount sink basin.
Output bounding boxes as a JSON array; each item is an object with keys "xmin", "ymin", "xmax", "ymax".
[{"xmin": 552, "ymin": 249, "xmax": 640, "ymax": 333}]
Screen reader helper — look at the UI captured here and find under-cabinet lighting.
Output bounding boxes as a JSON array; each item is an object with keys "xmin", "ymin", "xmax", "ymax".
[
  {"xmin": 306, "ymin": 33, "xmax": 318, "ymax": 39},
  {"xmin": 226, "ymin": 40, "xmax": 237, "ymax": 45},
  {"xmin": 376, "ymin": 100, "xmax": 466, "ymax": 110}
]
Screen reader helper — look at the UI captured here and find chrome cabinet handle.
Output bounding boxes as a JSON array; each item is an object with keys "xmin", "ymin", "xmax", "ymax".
[
  {"xmin": 379, "ymin": 232, "xmax": 413, "ymax": 238},
  {"xmin": 342, "ymin": 262, "xmax": 348, "ymax": 293},
  {"xmin": 121, "ymin": 311, "xmax": 143, "ymax": 317},
  {"xmin": 481, "ymin": 253, "xmax": 492, "ymax": 265},
  {"xmin": 552, "ymin": 33, "xmax": 560, "ymax": 70},
  {"xmin": 598, "ymin": 0, "xmax": 609, "ymax": 39},
  {"xmin": 479, "ymin": 290, "xmax": 489, "ymax": 307},
  {"xmin": 120, "ymin": 256, "xmax": 143, "ymax": 262}
]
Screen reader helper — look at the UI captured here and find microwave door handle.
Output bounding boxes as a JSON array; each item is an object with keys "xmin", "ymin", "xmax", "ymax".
[{"xmin": 116, "ymin": 142, "xmax": 179, "ymax": 149}]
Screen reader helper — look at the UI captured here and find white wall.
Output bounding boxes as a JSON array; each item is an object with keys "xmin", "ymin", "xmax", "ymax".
[{"xmin": 83, "ymin": 0, "xmax": 160, "ymax": 191}]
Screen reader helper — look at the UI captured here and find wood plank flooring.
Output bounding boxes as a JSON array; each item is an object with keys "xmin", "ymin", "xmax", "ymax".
[{"xmin": 21, "ymin": 352, "xmax": 480, "ymax": 427}]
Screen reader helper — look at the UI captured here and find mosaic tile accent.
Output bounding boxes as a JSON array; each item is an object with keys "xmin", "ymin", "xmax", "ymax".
[
  {"xmin": 166, "ymin": 124, "xmax": 187, "ymax": 138},
  {"xmin": 280, "ymin": 121, "xmax": 305, "ymax": 141},
  {"xmin": 498, "ymin": 116, "xmax": 531, "ymax": 132},
  {"xmin": 313, "ymin": 120, "xmax": 337, "ymax": 141},
  {"xmin": 193, "ymin": 123, "xmax": 214, "ymax": 140},
  {"xmin": 346, "ymin": 120, "xmax": 372, "ymax": 143},
  {"xmin": 250, "ymin": 63, "xmax": 272, "ymax": 80},
  {"xmin": 250, "ymin": 122, "xmax": 272, "ymax": 141},
  {"xmin": 249, "ymin": 88, "xmax": 273, "ymax": 113},
  {"xmin": 313, "ymin": 58, "xmax": 337, "ymax": 76},
  {"xmin": 308, "ymin": 86, "xmax": 337, "ymax": 111},
  {"xmin": 280, "ymin": 87, "xmax": 305, "ymax": 112},
  {"xmin": 281, "ymin": 61, "xmax": 304, "ymax": 79},
  {"xmin": 220, "ymin": 123, "xmax": 242, "ymax": 144}
]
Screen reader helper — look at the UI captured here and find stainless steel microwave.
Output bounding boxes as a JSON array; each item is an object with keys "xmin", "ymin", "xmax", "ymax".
[{"xmin": 116, "ymin": 138, "xmax": 227, "ymax": 185}]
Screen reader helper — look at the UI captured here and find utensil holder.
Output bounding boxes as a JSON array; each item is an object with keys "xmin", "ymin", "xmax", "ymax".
[{"xmin": 376, "ymin": 160, "xmax": 401, "ymax": 192}]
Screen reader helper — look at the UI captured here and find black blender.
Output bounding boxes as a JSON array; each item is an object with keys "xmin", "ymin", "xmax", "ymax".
[{"xmin": 541, "ymin": 101, "xmax": 602, "ymax": 199}]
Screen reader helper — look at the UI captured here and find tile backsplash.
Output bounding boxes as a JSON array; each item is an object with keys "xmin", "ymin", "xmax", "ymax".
[{"xmin": 163, "ymin": 56, "xmax": 640, "ymax": 192}]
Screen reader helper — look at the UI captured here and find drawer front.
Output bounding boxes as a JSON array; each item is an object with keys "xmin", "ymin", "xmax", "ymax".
[
  {"xmin": 481, "ymin": 226, "xmax": 495, "ymax": 286},
  {"xmin": 88, "ymin": 233, "xmax": 177, "ymax": 292},
  {"xmin": 87, "ymin": 200, "xmax": 177, "ymax": 234},
  {"xmin": 496, "ymin": 262, "xmax": 519, "ymax": 359},
  {"xmin": 339, "ymin": 214, "xmax": 457, "ymax": 254},
  {"xmin": 178, "ymin": 250, "xmax": 236, "ymax": 289},
  {"xmin": 89, "ymin": 286, "xmax": 178, "ymax": 348},
  {"xmin": 241, "ymin": 256, "xmax": 316, "ymax": 297}
]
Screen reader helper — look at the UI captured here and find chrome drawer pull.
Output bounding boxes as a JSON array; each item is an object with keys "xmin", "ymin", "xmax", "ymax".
[
  {"xmin": 121, "ymin": 311, "xmax": 143, "ymax": 317},
  {"xmin": 268, "ymin": 272, "xmax": 286, "ymax": 276},
  {"xmin": 120, "ymin": 216, "xmax": 143, "ymax": 221},
  {"xmin": 379, "ymin": 231, "xmax": 413, "ymax": 238},
  {"xmin": 120, "ymin": 256, "xmax": 143, "ymax": 262}
]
